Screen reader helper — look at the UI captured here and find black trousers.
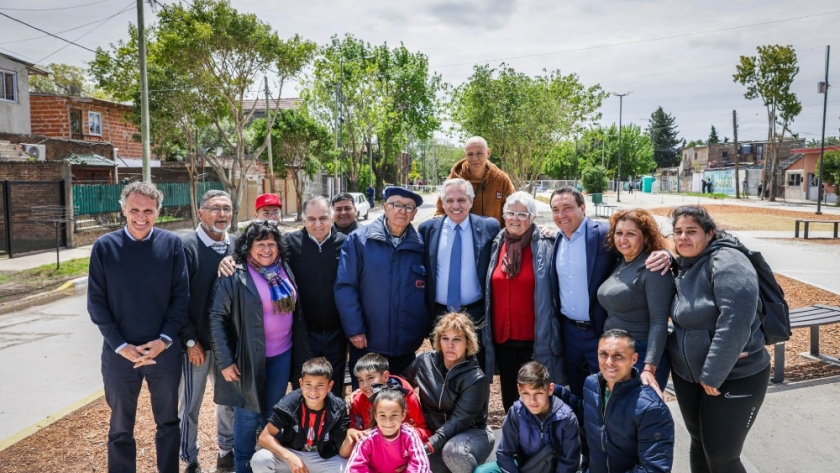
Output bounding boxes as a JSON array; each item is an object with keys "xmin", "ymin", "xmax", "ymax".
[
  {"xmin": 101, "ymin": 342, "xmax": 181, "ymax": 473},
  {"xmin": 672, "ymin": 364, "xmax": 771, "ymax": 473},
  {"xmin": 495, "ymin": 340, "xmax": 535, "ymax": 412},
  {"xmin": 308, "ymin": 328, "xmax": 348, "ymax": 397},
  {"xmin": 348, "ymin": 346, "xmax": 416, "ymax": 389}
]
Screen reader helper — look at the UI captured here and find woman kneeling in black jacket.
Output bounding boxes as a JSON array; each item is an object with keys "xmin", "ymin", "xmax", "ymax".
[{"xmin": 404, "ymin": 312, "xmax": 495, "ymax": 473}]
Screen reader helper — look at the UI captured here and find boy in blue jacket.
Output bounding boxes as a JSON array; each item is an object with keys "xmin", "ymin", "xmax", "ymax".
[{"xmin": 477, "ymin": 361, "xmax": 580, "ymax": 473}]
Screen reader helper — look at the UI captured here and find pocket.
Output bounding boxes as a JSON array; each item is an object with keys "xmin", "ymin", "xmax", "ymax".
[{"xmin": 411, "ymin": 265, "xmax": 427, "ymax": 290}]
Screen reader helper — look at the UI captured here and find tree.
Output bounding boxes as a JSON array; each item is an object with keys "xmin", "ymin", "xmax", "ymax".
[
  {"xmin": 734, "ymin": 44, "xmax": 802, "ymax": 201},
  {"xmin": 648, "ymin": 106, "xmax": 681, "ymax": 168},
  {"xmin": 450, "ymin": 64, "xmax": 606, "ymax": 189},
  {"xmin": 29, "ymin": 63, "xmax": 111, "ymax": 99},
  {"xmin": 806, "ymin": 136, "xmax": 839, "ymax": 147},
  {"xmin": 251, "ymin": 110, "xmax": 332, "ymax": 220},
  {"xmin": 581, "ymin": 164, "xmax": 609, "ymax": 194},
  {"xmin": 816, "ymin": 149, "xmax": 840, "ymax": 204},
  {"xmin": 91, "ymin": 0, "xmax": 316, "ymax": 227},
  {"xmin": 708, "ymin": 125, "xmax": 720, "ymax": 144},
  {"xmin": 302, "ymin": 34, "xmax": 441, "ymax": 196}
]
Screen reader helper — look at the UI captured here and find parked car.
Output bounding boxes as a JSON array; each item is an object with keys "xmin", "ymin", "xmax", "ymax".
[{"xmin": 348, "ymin": 192, "xmax": 370, "ymax": 220}]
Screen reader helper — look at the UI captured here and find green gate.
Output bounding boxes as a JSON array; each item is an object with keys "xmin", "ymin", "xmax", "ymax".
[{"xmin": 73, "ymin": 181, "xmax": 224, "ymax": 215}]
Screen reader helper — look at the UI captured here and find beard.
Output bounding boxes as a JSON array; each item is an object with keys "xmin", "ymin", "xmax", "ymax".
[{"xmin": 203, "ymin": 222, "xmax": 230, "ymax": 235}]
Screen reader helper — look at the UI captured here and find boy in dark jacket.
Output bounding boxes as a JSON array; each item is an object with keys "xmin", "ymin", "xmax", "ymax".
[
  {"xmin": 476, "ymin": 361, "xmax": 580, "ymax": 473},
  {"xmin": 250, "ymin": 358, "xmax": 350, "ymax": 473},
  {"xmin": 581, "ymin": 329, "xmax": 674, "ymax": 473}
]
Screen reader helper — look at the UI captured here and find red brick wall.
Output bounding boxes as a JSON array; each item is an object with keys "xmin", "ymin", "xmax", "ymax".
[
  {"xmin": 29, "ymin": 94, "xmax": 146, "ymax": 159},
  {"xmin": 0, "ymin": 161, "xmax": 68, "ymax": 180}
]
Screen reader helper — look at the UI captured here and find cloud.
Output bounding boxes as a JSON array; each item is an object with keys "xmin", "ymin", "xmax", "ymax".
[{"xmin": 426, "ymin": 0, "xmax": 519, "ymax": 28}]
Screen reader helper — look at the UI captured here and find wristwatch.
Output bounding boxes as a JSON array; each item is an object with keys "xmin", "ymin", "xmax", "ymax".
[
  {"xmin": 160, "ymin": 336, "xmax": 173, "ymax": 350},
  {"xmin": 186, "ymin": 339, "xmax": 196, "ymax": 348}
]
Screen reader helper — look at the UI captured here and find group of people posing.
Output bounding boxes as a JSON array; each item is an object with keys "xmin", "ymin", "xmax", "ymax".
[{"xmin": 88, "ymin": 135, "xmax": 771, "ymax": 473}]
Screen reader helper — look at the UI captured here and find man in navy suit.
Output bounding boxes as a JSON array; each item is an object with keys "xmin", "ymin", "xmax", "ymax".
[
  {"xmin": 549, "ymin": 186, "xmax": 670, "ymax": 397},
  {"xmin": 419, "ymin": 178, "xmax": 500, "ymax": 372}
]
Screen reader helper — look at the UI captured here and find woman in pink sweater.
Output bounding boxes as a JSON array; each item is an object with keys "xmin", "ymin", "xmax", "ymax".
[{"xmin": 346, "ymin": 389, "xmax": 431, "ymax": 473}]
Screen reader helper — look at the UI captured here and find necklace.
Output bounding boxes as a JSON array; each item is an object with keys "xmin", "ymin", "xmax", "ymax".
[{"xmin": 615, "ymin": 254, "xmax": 641, "ymax": 277}]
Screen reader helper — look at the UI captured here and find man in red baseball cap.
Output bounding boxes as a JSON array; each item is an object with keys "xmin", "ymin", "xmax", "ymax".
[{"xmin": 254, "ymin": 193, "xmax": 282, "ymax": 221}]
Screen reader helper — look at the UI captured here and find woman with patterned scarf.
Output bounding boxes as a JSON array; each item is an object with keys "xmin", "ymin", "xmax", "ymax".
[
  {"xmin": 481, "ymin": 191, "xmax": 565, "ymax": 411},
  {"xmin": 209, "ymin": 220, "xmax": 311, "ymax": 473}
]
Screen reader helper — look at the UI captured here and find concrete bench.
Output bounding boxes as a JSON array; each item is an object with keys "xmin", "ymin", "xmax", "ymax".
[
  {"xmin": 594, "ymin": 204, "xmax": 617, "ymax": 218},
  {"xmin": 794, "ymin": 219, "xmax": 840, "ymax": 239},
  {"xmin": 772, "ymin": 304, "xmax": 840, "ymax": 383}
]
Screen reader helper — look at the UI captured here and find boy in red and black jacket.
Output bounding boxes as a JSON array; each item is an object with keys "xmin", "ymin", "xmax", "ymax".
[{"xmin": 345, "ymin": 353, "xmax": 430, "ymax": 447}]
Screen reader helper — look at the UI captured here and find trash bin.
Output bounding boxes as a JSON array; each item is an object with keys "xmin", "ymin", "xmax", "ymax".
[{"xmin": 591, "ymin": 193, "xmax": 603, "ymax": 205}]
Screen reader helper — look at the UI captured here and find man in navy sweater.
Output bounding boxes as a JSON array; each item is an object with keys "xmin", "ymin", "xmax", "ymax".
[{"xmin": 88, "ymin": 181, "xmax": 190, "ymax": 473}]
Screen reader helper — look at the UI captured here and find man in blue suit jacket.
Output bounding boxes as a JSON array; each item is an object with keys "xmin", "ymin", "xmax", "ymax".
[
  {"xmin": 549, "ymin": 187, "xmax": 670, "ymax": 397},
  {"xmin": 419, "ymin": 178, "xmax": 500, "ymax": 371}
]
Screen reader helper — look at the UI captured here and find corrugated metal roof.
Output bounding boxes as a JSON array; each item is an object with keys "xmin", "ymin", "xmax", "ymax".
[{"xmin": 63, "ymin": 152, "xmax": 117, "ymax": 167}]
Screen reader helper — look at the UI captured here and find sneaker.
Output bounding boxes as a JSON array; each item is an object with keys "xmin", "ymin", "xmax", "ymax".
[
  {"xmin": 217, "ymin": 450, "xmax": 235, "ymax": 470},
  {"xmin": 184, "ymin": 462, "xmax": 201, "ymax": 473}
]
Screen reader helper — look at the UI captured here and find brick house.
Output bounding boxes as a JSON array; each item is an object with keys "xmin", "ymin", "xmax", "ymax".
[{"xmin": 29, "ymin": 93, "xmax": 144, "ymax": 161}]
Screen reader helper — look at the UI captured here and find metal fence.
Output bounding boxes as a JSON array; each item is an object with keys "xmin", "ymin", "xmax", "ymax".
[{"xmin": 72, "ymin": 181, "xmax": 225, "ymax": 216}]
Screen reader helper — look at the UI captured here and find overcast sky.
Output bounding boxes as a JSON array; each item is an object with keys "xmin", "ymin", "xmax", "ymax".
[{"xmin": 2, "ymin": 0, "xmax": 839, "ymax": 144}]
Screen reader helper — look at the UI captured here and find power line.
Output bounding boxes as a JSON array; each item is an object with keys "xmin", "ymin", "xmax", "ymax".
[
  {"xmin": 36, "ymin": 0, "xmax": 134, "ymax": 64},
  {"xmin": 0, "ymin": 11, "xmax": 99, "ymax": 55},
  {"xmin": 432, "ymin": 9, "xmax": 840, "ymax": 69},
  {"xmin": 0, "ymin": 1, "xmax": 112, "ymax": 12}
]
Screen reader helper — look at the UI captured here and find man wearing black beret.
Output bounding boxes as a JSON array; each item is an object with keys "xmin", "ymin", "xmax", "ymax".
[{"xmin": 335, "ymin": 186, "xmax": 429, "ymax": 385}]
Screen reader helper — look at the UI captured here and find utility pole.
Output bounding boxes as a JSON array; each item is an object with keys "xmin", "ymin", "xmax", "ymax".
[
  {"xmin": 264, "ymin": 76, "xmax": 275, "ymax": 195},
  {"xmin": 137, "ymin": 0, "xmax": 151, "ymax": 182},
  {"xmin": 733, "ymin": 110, "xmax": 740, "ymax": 198},
  {"xmin": 817, "ymin": 45, "xmax": 831, "ymax": 215}
]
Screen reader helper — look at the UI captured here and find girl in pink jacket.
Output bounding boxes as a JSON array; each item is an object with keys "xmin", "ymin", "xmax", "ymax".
[{"xmin": 346, "ymin": 389, "xmax": 431, "ymax": 473}]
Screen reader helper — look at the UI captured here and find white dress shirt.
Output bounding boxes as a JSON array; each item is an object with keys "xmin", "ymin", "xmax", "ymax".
[{"xmin": 435, "ymin": 217, "xmax": 483, "ymax": 306}]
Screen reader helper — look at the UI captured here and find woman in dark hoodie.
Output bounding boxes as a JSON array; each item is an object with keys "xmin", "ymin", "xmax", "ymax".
[{"xmin": 668, "ymin": 206, "xmax": 771, "ymax": 473}]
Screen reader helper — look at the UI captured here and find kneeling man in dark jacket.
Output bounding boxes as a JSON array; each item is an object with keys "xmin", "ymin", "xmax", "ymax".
[{"xmin": 581, "ymin": 329, "xmax": 674, "ymax": 473}]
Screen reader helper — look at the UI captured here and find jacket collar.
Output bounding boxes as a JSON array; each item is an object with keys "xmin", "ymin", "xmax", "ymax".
[
  {"xmin": 596, "ymin": 368, "xmax": 642, "ymax": 397},
  {"xmin": 367, "ymin": 215, "xmax": 423, "ymax": 248},
  {"xmin": 234, "ymin": 263, "xmax": 261, "ymax": 300}
]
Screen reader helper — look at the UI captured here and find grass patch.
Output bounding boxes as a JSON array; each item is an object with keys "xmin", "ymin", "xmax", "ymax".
[
  {"xmin": 682, "ymin": 192, "xmax": 729, "ymax": 199},
  {"xmin": 0, "ymin": 257, "xmax": 90, "ymax": 301}
]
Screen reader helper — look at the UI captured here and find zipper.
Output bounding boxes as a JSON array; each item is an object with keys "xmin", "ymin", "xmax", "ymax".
[
  {"xmin": 435, "ymin": 358, "xmax": 469, "ymax": 421},
  {"xmin": 601, "ymin": 388, "xmax": 611, "ymax": 473}
]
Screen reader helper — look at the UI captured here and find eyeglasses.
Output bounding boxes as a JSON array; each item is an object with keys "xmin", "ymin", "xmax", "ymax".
[
  {"xmin": 202, "ymin": 206, "xmax": 233, "ymax": 215},
  {"xmin": 257, "ymin": 209, "xmax": 282, "ymax": 217},
  {"xmin": 503, "ymin": 211, "xmax": 531, "ymax": 220},
  {"xmin": 251, "ymin": 219, "xmax": 279, "ymax": 227},
  {"xmin": 386, "ymin": 202, "xmax": 417, "ymax": 213}
]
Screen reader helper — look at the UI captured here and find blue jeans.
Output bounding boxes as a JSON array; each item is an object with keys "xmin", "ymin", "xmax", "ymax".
[
  {"xmin": 635, "ymin": 339, "xmax": 671, "ymax": 391},
  {"xmin": 234, "ymin": 349, "xmax": 292, "ymax": 473}
]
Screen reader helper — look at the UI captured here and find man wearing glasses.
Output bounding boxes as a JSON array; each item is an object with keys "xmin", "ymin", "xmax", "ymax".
[
  {"xmin": 419, "ymin": 178, "xmax": 499, "ymax": 371},
  {"xmin": 254, "ymin": 193, "xmax": 283, "ymax": 221},
  {"xmin": 335, "ymin": 186, "xmax": 428, "ymax": 385},
  {"xmin": 178, "ymin": 190, "xmax": 237, "ymax": 472}
]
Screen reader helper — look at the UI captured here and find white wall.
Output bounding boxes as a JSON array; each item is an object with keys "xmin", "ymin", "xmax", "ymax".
[{"xmin": 0, "ymin": 55, "xmax": 32, "ymax": 134}]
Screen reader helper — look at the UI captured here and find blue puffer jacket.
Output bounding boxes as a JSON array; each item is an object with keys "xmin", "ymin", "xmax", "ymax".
[
  {"xmin": 334, "ymin": 215, "xmax": 428, "ymax": 357},
  {"xmin": 582, "ymin": 371, "xmax": 674, "ymax": 473},
  {"xmin": 497, "ymin": 396, "xmax": 581, "ymax": 473}
]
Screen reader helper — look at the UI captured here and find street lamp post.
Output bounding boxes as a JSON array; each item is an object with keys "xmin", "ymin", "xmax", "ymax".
[
  {"xmin": 816, "ymin": 45, "xmax": 830, "ymax": 215},
  {"xmin": 614, "ymin": 92, "xmax": 631, "ymax": 202}
]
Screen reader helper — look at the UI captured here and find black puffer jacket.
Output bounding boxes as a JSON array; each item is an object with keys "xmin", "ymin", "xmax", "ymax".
[
  {"xmin": 209, "ymin": 262, "xmax": 311, "ymax": 413},
  {"xmin": 403, "ymin": 350, "xmax": 488, "ymax": 453},
  {"xmin": 268, "ymin": 390, "xmax": 349, "ymax": 459}
]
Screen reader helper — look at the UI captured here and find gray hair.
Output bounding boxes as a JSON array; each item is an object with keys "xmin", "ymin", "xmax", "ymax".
[
  {"xmin": 503, "ymin": 191, "xmax": 537, "ymax": 217},
  {"xmin": 302, "ymin": 195, "xmax": 334, "ymax": 218},
  {"xmin": 119, "ymin": 181, "xmax": 164, "ymax": 210},
  {"xmin": 439, "ymin": 178, "xmax": 474, "ymax": 200},
  {"xmin": 199, "ymin": 189, "xmax": 231, "ymax": 208},
  {"xmin": 465, "ymin": 136, "xmax": 489, "ymax": 150}
]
